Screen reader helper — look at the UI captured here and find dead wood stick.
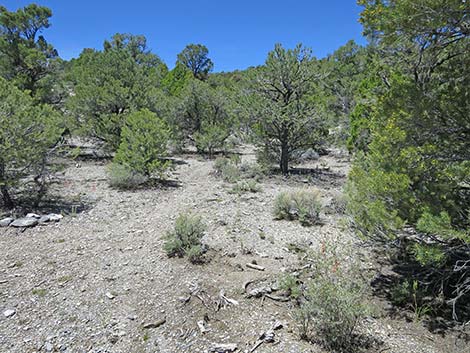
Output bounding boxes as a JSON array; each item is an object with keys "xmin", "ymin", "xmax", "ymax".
[{"xmin": 246, "ymin": 263, "xmax": 265, "ymax": 271}]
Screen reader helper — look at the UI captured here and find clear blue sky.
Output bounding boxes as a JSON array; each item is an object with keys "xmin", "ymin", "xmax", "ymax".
[{"xmin": 3, "ymin": 1, "xmax": 367, "ymax": 72}]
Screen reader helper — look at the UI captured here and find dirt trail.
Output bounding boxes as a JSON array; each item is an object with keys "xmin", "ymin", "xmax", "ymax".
[{"xmin": 0, "ymin": 147, "xmax": 456, "ymax": 353}]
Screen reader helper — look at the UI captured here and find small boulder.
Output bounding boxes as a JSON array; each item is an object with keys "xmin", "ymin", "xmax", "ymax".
[
  {"xmin": 26, "ymin": 213, "xmax": 41, "ymax": 219},
  {"xmin": 0, "ymin": 217, "xmax": 14, "ymax": 227},
  {"xmin": 3, "ymin": 309, "xmax": 16, "ymax": 318},
  {"xmin": 39, "ymin": 215, "xmax": 51, "ymax": 224},
  {"xmin": 11, "ymin": 217, "xmax": 38, "ymax": 228},
  {"xmin": 48, "ymin": 213, "xmax": 63, "ymax": 222}
]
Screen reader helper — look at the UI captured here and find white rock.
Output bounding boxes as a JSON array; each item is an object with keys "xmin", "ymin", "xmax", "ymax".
[
  {"xmin": 0, "ymin": 217, "xmax": 14, "ymax": 227},
  {"xmin": 105, "ymin": 292, "xmax": 115, "ymax": 299},
  {"xmin": 11, "ymin": 217, "xmax": 38, "ymax": 228},
  {"xmin": 26, "ymin": 213, "xmax": 41, "ymax": 219},
  {"xmin": 48, "ymin": 213, "xmax": 63, "ymax": 222},
  {"xmin": 3, "ymin": 309, "xmax": 16, "ymax": 318}
]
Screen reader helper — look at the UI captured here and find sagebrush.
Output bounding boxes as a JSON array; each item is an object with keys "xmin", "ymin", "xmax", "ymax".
[{"xmin": 273, "ymin": 190, "xmax": 322, "ymax": 226}]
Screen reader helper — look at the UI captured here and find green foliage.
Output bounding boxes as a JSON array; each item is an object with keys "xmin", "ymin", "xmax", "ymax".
[
  {"xmin": 0, "ymin": 77, "xmax": 62, "ymax": 208},
  {"xmin": 194, "ymin": 123, "xmax": 230, "ymax": 157},
  {"xmin": 176, "ymin": 43, "xmax": 213, "ymax": 80},
  {"xmin": 67, "ymin": 34, "xmax": 168, "ymax": 150},
  {"xmin": 230, "ymin": 180, "xmax": 261, "ymax": 195},
  {"xmin": 319, "ymin": 41, "xmax": 374, "ymax": 148},
  {"xmin": 279, "ymin": 274, "xmax": 301, "ymax": 299},
  {"xmin": 411, "ymin": 243, "xmax": 446, "ymax": 268},
  {"xmin": 106, "ymin": 163, "xmax": 148, "ymax": 190},
  {"xmin": 390, "ymin": 279, "xmax": 432, "ymax": 321},
  {"xmin": 296, "ymin": 240, "xmax": 369, "ymax": 351},
  {"xmin": 161, "ymin": 62, "xmax": 192, "ymax": 97},
  {"xmin": 348, "ymin": 0, "xmax": 470, "ymax": 319},
  {"xmin": 0, "ymin": 4, "xmax": 60, "ymax": 101},
  {"xmin": 417, "ymin": 210, "xmax": 469, "ymax": 241},
  {"xmin": 113, "ymin": 109, "xmax": 170, "ymax": 178},
  {"xmin": 213, "ymin": 157, "xmax": 241, "ymax": 183},
  {"xmin": 174, "ymin": 79, "xmax": 235, "ymax": 154},
  {"xmin": 273, "ymin": 190, "xmax": 322, "ymax": 226},
  {"xmin": 251, "ymin": 43, "xmax": 327, "ymax": 174},
  {"xmin": 163, "ymin": 213, "xmax": 206, "ymax": 263}
]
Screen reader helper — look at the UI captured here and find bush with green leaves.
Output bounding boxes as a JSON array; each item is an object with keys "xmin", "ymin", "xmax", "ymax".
[
  {"xmin": 279, "ymin": 274, "xmax": 301, "ymax": 300},
  {"xmin": 163, "ymin": 213, "xmax": 206, "ymax": 263},
  {"xmin": 0, "ymin": 77, "xmax": 62, "ymax": 208},
  {"xmin": 67, "ymin": 34, "xmax": 168, "ymax": 150},
  {"xmin": 113, "ymin": 109, "xmax": 170, "ymax": 179},
  {"xmin": 106, "ymin": 163, "xmax": 148, "ymax": 190},
  {"xmin": 194, "ymin": 123, "xmax": 230, "ymax": 158},
  {"xmin": 230, "ymin": 180, "xmax": 261, "ymax": 195},
  {"xmin": 346, "ymin": 0, "xmax": 470, "ymax": 320},
  {"xmin": 213, "ymin": 157, "xmax": 241, "ymax": 183},
  {"xmin": 273, "ymin": 190, "xmax": 322, "ymax": 226},
  {"xmin": 296, "ymin": 240, "xmax": 370, "ymax": 352}
]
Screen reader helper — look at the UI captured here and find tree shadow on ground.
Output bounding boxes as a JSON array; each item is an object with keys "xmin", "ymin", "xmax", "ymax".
[
  {"xmin": 370, "ymin": 249, "xmax": 470, "ymax": 336},
  {"xmin": 307, "ymin": 333, "xmax": 383, "ymax": 353},
  {"xmin": 3, "ymin": 194, "xmax": 94, "ymax": 218},
  {"xmin": 270, "ymin": 167, "xmax": 346, "ymax": 188}
]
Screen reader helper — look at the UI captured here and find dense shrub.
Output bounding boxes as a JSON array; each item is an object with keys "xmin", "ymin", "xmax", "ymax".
[
  {"xmin": 296, "ymin": 240, "xmax": 370, "ymax": 352},
  {"xmin": 347, "ymin": 0, "xmax": 470, "ymax": 320},
  {"xmin": 107, "ymin": 163, "xmax": 148, "ymax": 190},
  {"xmin": 163, "ymin": 213, "xmax": 206, "ymax": 263},
  {"xmin": 213, "ymin": 157, "xmax": 241, "ymax": 183},
  {"xmin": 279, "ymin": 274, "xmax": 301, "ymax": 300},
  {"xmin": 230, "ymin": 180, "xmax": 261, "ymax": 194},
  {"xmin": 194, "ymin": 124, "xmax": 229, "ymax": 158},
  {"xmin": 113, "ymin": 109, "xmax": 170, "ymax": 178},
  {"xmin": 273, "ymin": 190, "xmax": 322, "ymax": 226}
]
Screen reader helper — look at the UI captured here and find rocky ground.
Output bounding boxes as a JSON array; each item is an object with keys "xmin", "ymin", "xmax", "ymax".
[{"xmin": 0, "ymin": 146, "xmax": 468, "ymax": 353}]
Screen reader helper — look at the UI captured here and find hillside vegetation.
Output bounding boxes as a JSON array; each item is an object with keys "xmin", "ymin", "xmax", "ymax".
[{"xmin": 0, "ymin": 2, "xmax": 469, "ymax": 353}]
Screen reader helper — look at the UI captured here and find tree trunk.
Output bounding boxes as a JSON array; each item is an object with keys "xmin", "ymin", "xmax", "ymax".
[
  {"xmin": 280, "ymin": 141, "xmax": 289, "ymax": 175},
  {"xmin": 0, "ymin": 162, "xmax": 13, "ymax": 208},
  {"xmin": 1, "ymin": 185, "xmax": 13, "ymax": 209}
]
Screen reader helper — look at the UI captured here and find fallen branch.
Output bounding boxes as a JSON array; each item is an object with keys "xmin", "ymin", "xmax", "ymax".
[
  {"xmin": 249, "ymin": 321, "xmax": 284, "ymax": 352},
  {"xmin": 246, "ymin": 263, "xmax": 265, "ymax": 271},
  {"xmin": 217, "ymin": 289, "xmax": 239, "ymax": 311},
  {"xmin": 265, "ymin": 294, "xmax": 290, "ymax": 302}
]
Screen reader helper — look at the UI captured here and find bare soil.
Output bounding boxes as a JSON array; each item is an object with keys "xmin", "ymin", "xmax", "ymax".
[{"xmin": 1, "ymin": 146, "xmax": 468, "ymax": 353}]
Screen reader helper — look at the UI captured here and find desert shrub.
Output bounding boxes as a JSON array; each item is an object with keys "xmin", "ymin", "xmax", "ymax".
[
  {"xmin": 113, "ymin": 109, "xmax": 170, "ymax": 178},
  {"xmin": 230, "ymin": 180, "xmax": 261, "ymax": 194},
  {"xmin": 107, "ymin": 163, "xmax": 148, "ymax": 190},
  {"xmin": 279, "ymin": 274, "xmax": 301, "ymax": 300},
  {"xmin": 296, "ymin": 240, "xmax": 370, "ymax": 352},
  {"xmin": 213, "ymin": 157, "xmax": 241, "ymax": 183},
  {"xmin": 273, "ymin": 190, "xmax": 322, "ymax": 226},
  {"xmin": 186, "ymin": 244, "xmax": 204, "ymax": 264},
  {"xmin": 239, "ymin": 162, "xmax": 268, "ymax": 182},
  {"xmin": 163, "ymin": 213, "xmax": 206, "ymax": 263}
]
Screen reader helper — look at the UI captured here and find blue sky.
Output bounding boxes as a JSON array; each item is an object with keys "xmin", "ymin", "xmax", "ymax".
[{"xmin": 3, "ymin": 1, "xmax": 367, "ymax": 72}]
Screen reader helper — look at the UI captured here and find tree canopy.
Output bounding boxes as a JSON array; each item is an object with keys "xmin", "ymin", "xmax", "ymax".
[{"xmin": 176, "ymin": 43, "xmax": 214, "ymax": 80}]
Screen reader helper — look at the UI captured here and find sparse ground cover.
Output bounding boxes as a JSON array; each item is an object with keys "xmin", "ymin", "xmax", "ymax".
[{"xmin": 1, "ymin": 146, "xmax": 466, "ymax": 353}]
